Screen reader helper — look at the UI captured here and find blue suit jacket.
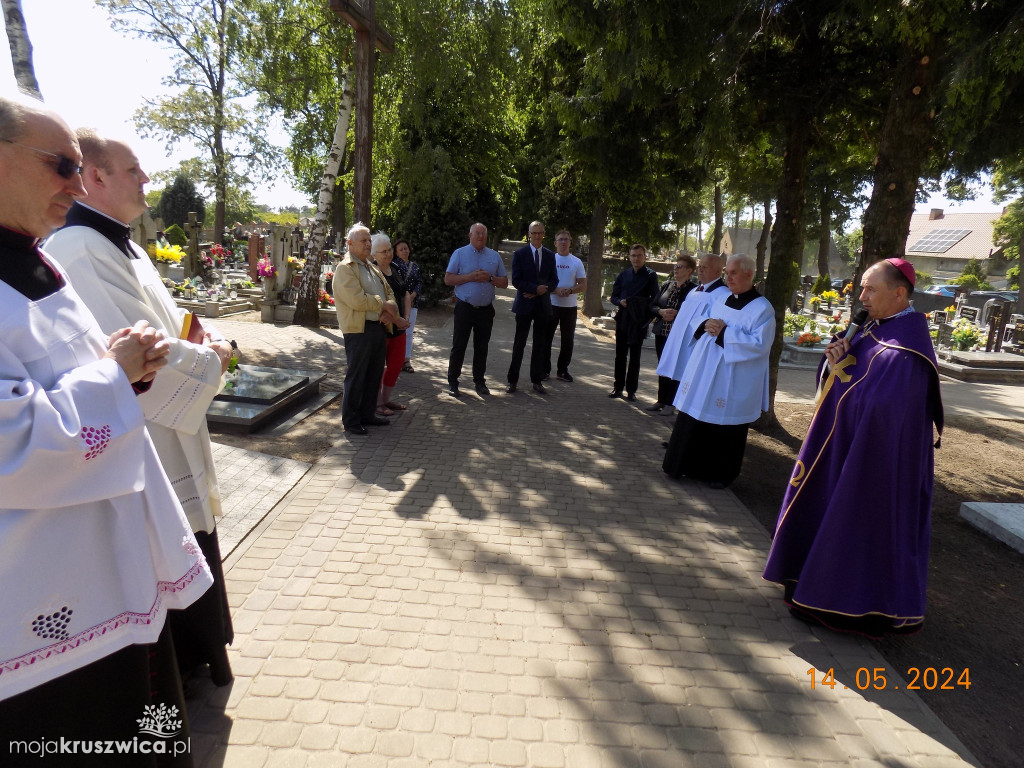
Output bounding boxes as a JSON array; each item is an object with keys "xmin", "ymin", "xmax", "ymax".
[{"xmin": 511, "ymin": 244, "xmax": 558, "ymax": 316}]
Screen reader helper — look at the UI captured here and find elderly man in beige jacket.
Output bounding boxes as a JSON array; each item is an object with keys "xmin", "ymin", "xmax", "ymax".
[{"xmin": 333, "ymin": 223, "xmax": 406, "ymax": 435}]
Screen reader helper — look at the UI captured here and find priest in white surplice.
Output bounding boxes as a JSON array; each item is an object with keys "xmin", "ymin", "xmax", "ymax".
[
  {"xmin": 0, "ymin": 96, "xmax": 212, "ymax": 759},
  {"xmin": 655, "ymin": 252, "xmax": 730, "ymax": 389},
  {"xmin": 46, "ymin": 131, "xmax": 234, "ymax": 687},
  {"xmin": 662, "ymin": 254, "xmax": 774, "ymax": 488}
]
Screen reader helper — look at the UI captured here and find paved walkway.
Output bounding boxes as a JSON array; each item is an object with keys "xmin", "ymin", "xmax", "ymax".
[
  {"xmin": 190, "ymin": 293, "xmax": 983, "ymax": 767},
  {"xmin": 209, "ymin": 443, "xmax": 310, "ymax": 556}
]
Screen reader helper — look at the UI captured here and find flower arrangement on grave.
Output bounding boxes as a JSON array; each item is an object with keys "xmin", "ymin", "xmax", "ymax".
[
  {"xmin": 945, "ymin": 305, "xmax": 956, "ymax": 314},
  {"xmin": 796, "ymin": 331, "xmax": 823, "ymax": 347},
  {"xmin": 238, "ymin": 279, "xmax": 256, "ymax": 289},
  {"xmin": 154, "ymin": 244, "xmax": 185, "ymax": 264},
  {"xmin": 209, "ymin": 243, "xmax": 230, "ymax": 261},
  {"xmin": 257, "ymin": 257, "xmax": 277, "ymax": 279},
  {"xmin": 843, "ymin": 282, "xmax": 853, "ymax": 295},
  {"xmin": 199, "ymin": 251, "xmax": 214, "ymax": 269},
  {"xmin": 820, "ymin": 289, "xmax": 840, "ymax": 306},
  {"xmin": 783, "ymin": 311, "xmax": 810, "ymax": 338},
  {"xmin": 318, "ymin": 288, "xmax": 335, "ymax": 308},
  {"xmin": 287, "ymin": 256, "xmax": 304, "ymax": 271},
  {"xmin": 950, "ymin": 317, "xmax": 982, "ymax": 351}
]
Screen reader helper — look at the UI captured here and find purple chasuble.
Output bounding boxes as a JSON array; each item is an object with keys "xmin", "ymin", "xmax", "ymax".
[{"xmin": 763, "ymin": 311, "xmax": 943, "ymax": 632}]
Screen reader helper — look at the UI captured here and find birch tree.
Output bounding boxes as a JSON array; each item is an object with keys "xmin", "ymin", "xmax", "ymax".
[
  {"xmin": 292, "ymin": 73, "xmax": 355, "ymax": 328},
  {"xmin": 2, "ymin": 0, "xmax": 41, "ymax": 99}
]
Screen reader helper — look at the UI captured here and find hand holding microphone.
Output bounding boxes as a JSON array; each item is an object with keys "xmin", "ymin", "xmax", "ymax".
[{"xmin": 824, "ymin": 308, "xmax": 868, "ymax": 372}]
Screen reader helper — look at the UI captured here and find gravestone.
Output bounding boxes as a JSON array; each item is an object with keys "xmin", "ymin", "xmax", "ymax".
[
  {"xmin": 208, "ymin": 364, "xmax": 329, "ymax": 433},
  {"xmin": 958, "ymin": 305, "xmax": 979, "ymax": 324},
  {"xmin": 247, "ymin": 233, "xmax": 264, "ymax": 282},
  {"xmin": 932, "ymin": 310, "xmax": 948, "ymax": 325}
]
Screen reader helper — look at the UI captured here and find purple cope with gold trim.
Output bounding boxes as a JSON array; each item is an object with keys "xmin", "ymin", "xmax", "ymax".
[{"xmin": 763, "ymin": 311, "xmax": 944, "ymax": 635}]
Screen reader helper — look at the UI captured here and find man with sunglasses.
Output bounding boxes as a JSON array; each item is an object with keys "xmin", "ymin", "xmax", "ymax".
[
  {"xmin": 0, "ymin": 96, "xmax": 211, "ymax": 764},
  {"xmin": 47, "ymin": 130, "xmax": 235, "ymax": 690}
]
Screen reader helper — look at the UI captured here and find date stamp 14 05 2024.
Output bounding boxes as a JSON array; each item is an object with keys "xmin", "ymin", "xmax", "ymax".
[{"xmin": 806, "ymin": 667, "xmax": 971, "ymax": 692}]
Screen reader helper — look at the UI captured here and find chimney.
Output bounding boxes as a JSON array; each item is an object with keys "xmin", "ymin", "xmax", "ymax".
[{"xmin": 929, "ymin": 208, "xmax": 944, "ymax": 220}]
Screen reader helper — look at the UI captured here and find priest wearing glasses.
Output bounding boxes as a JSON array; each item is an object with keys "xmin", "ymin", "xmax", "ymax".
[{"xmin": 0, "ymin": 95, "xmax": 211, "ymax": 761}]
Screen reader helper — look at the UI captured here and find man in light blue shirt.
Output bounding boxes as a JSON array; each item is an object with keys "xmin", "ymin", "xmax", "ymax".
[{"xmin": 444, "ymin": 222, "xmax": 508, "ymax": 396}]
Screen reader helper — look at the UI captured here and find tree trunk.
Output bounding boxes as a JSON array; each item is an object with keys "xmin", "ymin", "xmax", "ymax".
[
  {"xmin": 293, "ymin": 69, "xmax": 356, "ymax": 328},
  {"xmin": 856, "ymin": 40, "xmax": 939, "ymax": 298},
  {"xmin": 758, "ymin": 114, "xmax": 813, "ymax": 430},
  {"xmin": 817, "ymin": 190, "xmax": 831, "ymax": 278},
  {"xmin": 332, "ymin": 177, "xmax": 346, "ymax": 252},
  {"xmin": 747, "ymin": 205, "xmax": 756, "ymax": 255},
  {"xmin": 755, "ymin": 198, "xmax": 771, "ymax": 284},
  {"xmin": 1017, "ymin": 231, "xmax": 1024, "ymax": 317},
  {"xmin": 352, "ymin": 0, "xmax": 376, "ymax": 227},
  {"xmin": 2, "ymin": 0, "xmax": 40, "ymax": 99},
  {"xmin": 583, "ymin": 200, "xmax": 608, "ymax": 317},
  {"xmin": 712, "ymin": 183, "xmax": 723, "ymax": 253}
]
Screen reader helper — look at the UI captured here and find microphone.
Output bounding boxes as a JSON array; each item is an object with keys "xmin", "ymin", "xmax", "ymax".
[
  {"xmin": 845, "ymin": 308, "xmax": 868, "ymax": 341},
  {"xmin": 818, "ymin": 308, "xmax": 868, "ymax": 392}
]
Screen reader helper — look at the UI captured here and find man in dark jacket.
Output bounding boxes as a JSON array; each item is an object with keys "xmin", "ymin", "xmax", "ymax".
[
  {"xmin": 609, "ymin": 243, "xmax": 659, "ymax": 401},
  {"xmin": 507, "ymin": 220, "xmax": 558, "ymax": 394}
]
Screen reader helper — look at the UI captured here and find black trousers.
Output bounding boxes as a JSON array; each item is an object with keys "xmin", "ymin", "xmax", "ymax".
[
  {"xmin": 613, "ymin": 322, "xmax": 643, "ymax": 395},
  {"xmin": 342, "ymin": 321, "xmax": 387, "ymax": 428},
  {"xmin": 448, "ymin": 300, "xmax": 495, "ymax": 386},
  {"xmin": 507, "ymin": 306, "xmax": 550, "ymax": 385},
  {"xmin": 545, "ymin": 305, "xmax": 578, "ymax": 376},
  {"xmin": 653, "ymin": 333, "xmax": 679, "ymax": 405}
]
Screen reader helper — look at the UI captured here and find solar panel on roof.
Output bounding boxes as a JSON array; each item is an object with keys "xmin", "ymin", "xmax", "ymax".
[{"xmin": 907, "ymin": 229, "xmax": 972, "ymax": 253}]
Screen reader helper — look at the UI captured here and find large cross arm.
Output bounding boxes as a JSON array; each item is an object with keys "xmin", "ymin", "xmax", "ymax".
[{"xmin": 328, "ymin": 0, "xmax": 395, "ymax": 54}]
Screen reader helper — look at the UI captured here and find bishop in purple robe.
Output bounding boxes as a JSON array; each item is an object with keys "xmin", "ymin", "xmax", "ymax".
[{"xmin": 763, "ymin": 258, "xmax": 944, "ymax": 638}]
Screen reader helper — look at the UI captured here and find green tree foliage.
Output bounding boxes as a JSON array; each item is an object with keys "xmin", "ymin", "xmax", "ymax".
[
  {"xmin": 163, "ymin": 223, "xmax": 188, "ymax": 247},
  {"xmin": 235, "ymin": 0, "xmax": 354, "ymax": 199},
  {"xmin": 1005, "ymin": 265, "xmax": 1019, "ymax": 291},
  {"xmin": 369, "ymin": 0, "xmax": 524, "ymax": 302},
  {"xmin": 948, "ymin": 258, "xmax": 994, "ymax": 290},
  {"xmin": 156, "ymin": 174, "xmax": 206, "ymax": 229},
  {"xmin": 98, "ymin": 0, "xmax": 279, "ymax": 243}
]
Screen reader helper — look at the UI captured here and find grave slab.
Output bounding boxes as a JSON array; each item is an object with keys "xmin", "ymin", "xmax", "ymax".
[
  {"xmin": 959, "ymin": 502, "xmax": 1024, "ymax": 554},
  {"xmin": 207, "ymin": 364, "xmax": 327, "ymax": 432}
]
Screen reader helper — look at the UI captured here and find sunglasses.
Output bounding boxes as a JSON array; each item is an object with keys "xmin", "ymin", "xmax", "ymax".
[{"xmin": 4, "ymin": 140, "xmax": 83, "ymax": 179}]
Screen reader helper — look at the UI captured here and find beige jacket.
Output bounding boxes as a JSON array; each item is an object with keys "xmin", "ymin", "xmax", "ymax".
[{"xmin": 333, "ymin": 253, "xmax": 396, "ymax": 334}]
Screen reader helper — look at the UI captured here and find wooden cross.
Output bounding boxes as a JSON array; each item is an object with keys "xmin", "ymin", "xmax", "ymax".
[{"xmin": 329, "ymin": 0, "xmax": 396, "ymax": 226}]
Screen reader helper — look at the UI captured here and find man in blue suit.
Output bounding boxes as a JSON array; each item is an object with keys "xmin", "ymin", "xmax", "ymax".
[{"xmin": 506, "ymin": 220, "xmax": 559, "ymax": 394}]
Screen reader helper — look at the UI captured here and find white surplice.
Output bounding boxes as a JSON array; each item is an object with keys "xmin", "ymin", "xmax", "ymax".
[
  {"xmin": 655, "ymin": 283, "xmax": 730, "ymax": 383},
  {"xmin": 672, "ymin": 293, "xmax": 775, "ymax": 425},
  {"xmin": 47, "ymin": 226, "xmax": 224, "ymax": 533},
  {"xmin": 0, "ymin": 268, "xmax": 212, "ymax": 701}
]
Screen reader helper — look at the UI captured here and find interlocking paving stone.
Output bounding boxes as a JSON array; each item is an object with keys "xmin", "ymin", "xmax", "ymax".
[{"xmin": 188, "ymin": 299, "xmax": 982, "ymax": 767}]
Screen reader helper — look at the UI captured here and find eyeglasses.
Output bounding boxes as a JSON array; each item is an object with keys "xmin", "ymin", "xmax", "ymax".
[{"xmin": 3, "ymin": 140, "xmax": 83, "ymax": 179}]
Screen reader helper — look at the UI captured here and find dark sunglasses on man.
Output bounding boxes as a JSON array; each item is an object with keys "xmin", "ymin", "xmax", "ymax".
[{"xmin": 3, "ymin": 140, "xmax": 83, "ymax": 179}]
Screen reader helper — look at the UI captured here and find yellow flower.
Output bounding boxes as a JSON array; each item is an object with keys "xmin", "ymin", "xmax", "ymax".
[{"xmin": 154, "ymin": 244, "xmax": 185, "ymax": 264}]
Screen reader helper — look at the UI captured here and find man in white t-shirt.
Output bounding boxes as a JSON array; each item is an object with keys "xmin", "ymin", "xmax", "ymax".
[{"xmin": 545, "ymin": 229, "xmax": 588, "ymax": 382}]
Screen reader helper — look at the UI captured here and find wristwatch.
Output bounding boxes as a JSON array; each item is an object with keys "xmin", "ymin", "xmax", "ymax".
[{"xmin": 488, "ymin": 275, "xmax": 493, "ymax": 284}]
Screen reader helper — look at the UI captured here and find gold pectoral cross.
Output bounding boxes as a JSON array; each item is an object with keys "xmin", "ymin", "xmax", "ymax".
[{"xmin": 816, "ymin": 353, "xmax": 856, "ymax": 406}]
